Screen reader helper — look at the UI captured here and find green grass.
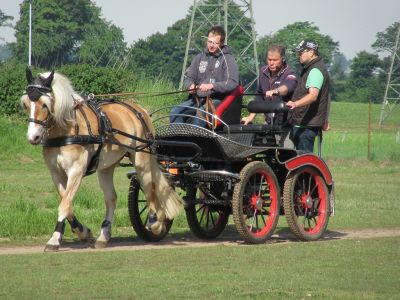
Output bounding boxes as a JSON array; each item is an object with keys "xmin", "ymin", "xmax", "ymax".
[
  {"xmin": 323, "ymin": 102, "xmax": 400, "ymax": 160},
  {"xmin": 1, "ymin": 98, "xmax": 400, "ymax": 299},
  {"xmin": 1, "ymin": 101, "xmax": 400, "ymax": 241},
  {"xmin": 0, "ymin": 237, "xmax": 399, "ymax": 299}
]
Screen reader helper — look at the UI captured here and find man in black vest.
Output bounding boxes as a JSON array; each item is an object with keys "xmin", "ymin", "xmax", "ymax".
[{"xmin": 287, "ymin": 40, "xmax": 331, "ymax": 153}]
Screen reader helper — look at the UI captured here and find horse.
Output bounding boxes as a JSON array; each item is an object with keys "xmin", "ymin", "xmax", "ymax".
[{"xmin": 21, "ymin": 68, "xmax": 182, "ymax": 251}]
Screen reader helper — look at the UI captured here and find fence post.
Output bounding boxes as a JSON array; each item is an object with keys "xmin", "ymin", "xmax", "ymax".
[{"xmin": 368, "ymin": 100, "xmax": 372, "ymax": 160}]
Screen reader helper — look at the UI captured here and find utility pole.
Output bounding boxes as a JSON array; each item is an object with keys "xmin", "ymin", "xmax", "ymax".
[
  {"xmin": 379, "ymin": 23, "xmax": 400, "ymax": 125},
  {"xmin": 28, "ymin": 2, "xmax": 32, "ymax": 66},
  {"xmin": 179, "ymin": 0, "xmax": 259, "ymax": 91}
]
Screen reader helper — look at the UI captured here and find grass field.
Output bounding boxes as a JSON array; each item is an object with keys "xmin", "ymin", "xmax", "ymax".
[{"xmin": 0, "ymin": 101, "xmax": 399, "ymax": 299}]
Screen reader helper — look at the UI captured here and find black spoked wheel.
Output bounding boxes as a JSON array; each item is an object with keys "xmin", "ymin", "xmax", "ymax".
[
  {"xmin": 232, "ymin": 161, "xmax": 280, "ymax": 244},
  {"xmin": 283, "ymin": 166, "xmax": 330, "ymax": 241},
  {"xmin": 185, "ymin": 185, "xmax": 230, "ymax": 239},
  {"xmin": 128, "ymin": 177, "xmax": 173, "ymax": 242}
]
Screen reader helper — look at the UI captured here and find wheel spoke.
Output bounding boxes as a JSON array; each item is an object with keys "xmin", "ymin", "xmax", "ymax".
[
  {"xmin": 198, "ymin": 206, "xmax": 206, "ymax": 224},
  {"xmin": 139, "ymin": 205, "xmax": 147, "ymax": 216},
  {"xmin": 309, "ymin": 183, "xmax": 318, "ymax": 197},
  {"xmin": 258, "ymin": 175, "xmax": 265, "ymax": 196},
  {"xmin": 209, "ymin": 211, "xmax": 216, "ymax": 228}
]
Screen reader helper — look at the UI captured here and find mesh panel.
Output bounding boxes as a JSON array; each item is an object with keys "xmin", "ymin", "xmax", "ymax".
[{"xmin": 155, "ymin": 123, "xmax": 275, "ymax": 160}]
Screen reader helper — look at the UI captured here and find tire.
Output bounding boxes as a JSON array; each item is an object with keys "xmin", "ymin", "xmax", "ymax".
[
  {"xmin": 232, "ymin": 161, "xmax": 280, "ymax": 244},
  {"xmin": 283, "ymin": 166, "xmax": 330, "ymax": 241},
  {"xmin": 185, "ymin": 185, "xmax": 230, "ymax": 239},
  {"xmin": 127, "ymin": 177, "xmax": 172, "ymax": 242}
]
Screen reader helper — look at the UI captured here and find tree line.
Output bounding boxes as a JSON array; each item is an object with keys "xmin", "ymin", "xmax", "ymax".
[{"xmin": 0, "ymin": 0, "xmax": 398, "ymax": 116}]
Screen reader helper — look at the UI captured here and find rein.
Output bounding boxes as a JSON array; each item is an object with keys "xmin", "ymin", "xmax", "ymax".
[{"xmin": 90, "ymin": 88, "xmax": 198, "ymax": 99}]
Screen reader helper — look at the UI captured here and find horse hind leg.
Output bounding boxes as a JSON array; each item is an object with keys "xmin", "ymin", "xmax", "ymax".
[
  {"xmin": 95, "ymin": 166, "xmax": 117, "ymax": 248},
  {"xmin": 67, "ymin": 216, "xmax": 94, "ymax": 243}
]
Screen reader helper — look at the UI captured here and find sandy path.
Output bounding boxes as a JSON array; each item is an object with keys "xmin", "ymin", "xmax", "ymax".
[{"xmin": 0, "ymin": 228, "xmax": 399, "ymax": 255}]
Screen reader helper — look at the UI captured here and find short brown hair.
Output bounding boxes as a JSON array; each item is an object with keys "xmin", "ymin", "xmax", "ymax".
[
  {"xmin": 266, "ymin": 44, "xmax": 286, "ymax": 61},
  {"xmin": 207, "ymin": 26, "xmax": 226, "ymax": 44}
]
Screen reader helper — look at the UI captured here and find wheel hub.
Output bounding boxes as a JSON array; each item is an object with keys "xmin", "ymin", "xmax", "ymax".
[{"xmin": 251, "ymin": 195, "xmax": 263, "ymax": 211}]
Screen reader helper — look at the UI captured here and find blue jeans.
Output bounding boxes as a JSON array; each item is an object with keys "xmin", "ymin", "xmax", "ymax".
[
  {"xmin": 290, "ymin": 126, "xmax": 320, "ymax": 153},
  {"xmin": 170, "ymin": 98, "xmax": 221, "ymax": 128},
  {"xmin": 169, "ymin": 98, "xmax": 198, "ymax": 124}
]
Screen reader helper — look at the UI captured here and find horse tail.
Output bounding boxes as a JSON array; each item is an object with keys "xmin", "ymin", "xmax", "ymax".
[
  {"xmin": 135, "ymin": 151, "xmax": 183, "ymax": 220},
  {"xmin": 150, "ymin": 156, "xmax": 183, "ymax": 220}
]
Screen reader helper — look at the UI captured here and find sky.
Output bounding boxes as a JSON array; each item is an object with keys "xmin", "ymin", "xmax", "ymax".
[{"xmin": 0, "ymin": 0, "xmax": 399, "ymax": 59}]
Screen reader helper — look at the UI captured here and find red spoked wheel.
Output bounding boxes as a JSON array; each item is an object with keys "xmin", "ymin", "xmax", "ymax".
[
  {"xmin": 232, "ymin": 161, "xmax": 280, "ymax": 244},
  {"xmin": 283, "ymin": 166, "xmax": 330, "ymax": 241},
  {"xmin": 128, "ymin": 177, "xmax": 172, "ymax": 242}
]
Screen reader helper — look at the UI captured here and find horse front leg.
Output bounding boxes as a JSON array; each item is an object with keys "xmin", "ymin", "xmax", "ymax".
[
  {"xmin": 95, "ymin": 166, "xmax": 117, "ymax": 248},
  {"xmin": 45, "ymin": 166, "xmax": 89, "ymax": 251}
]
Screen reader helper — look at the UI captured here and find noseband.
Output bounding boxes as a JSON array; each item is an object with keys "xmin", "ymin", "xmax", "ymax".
[{"xmin": 26, "ymin": 84, "xmax": 53, "ymax": 128}]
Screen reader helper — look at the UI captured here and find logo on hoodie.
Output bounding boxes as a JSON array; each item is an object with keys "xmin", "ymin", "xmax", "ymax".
[{"xmin": 199, "ymin": 61, "xmax": 208, "ymax": 73}]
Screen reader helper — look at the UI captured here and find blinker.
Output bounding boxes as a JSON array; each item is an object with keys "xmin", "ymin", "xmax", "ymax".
[{"xmin": 26, "ymin": 85, "xmax": 51, "ymax": 102}]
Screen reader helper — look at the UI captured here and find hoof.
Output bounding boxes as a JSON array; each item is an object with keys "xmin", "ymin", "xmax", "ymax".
[
  {"xmin": 83, "ymin": 229, "xmax": 95, "ymax": 244},
  {"xmin": 150, "ymin": 222, "xmax": 166, "ymax": 235},
  {"xmin": 44, "ymin": 244, "xmax": 60, "ymax": 252},
  {"xmin": 94, "ymin": 240, "xmax": 108, "ymax": 249}
]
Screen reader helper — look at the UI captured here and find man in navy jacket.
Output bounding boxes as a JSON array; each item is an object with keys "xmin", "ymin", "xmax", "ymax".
[{"xmin": 242, "ymin": 44, "xmax": 297, "ymax": 147}]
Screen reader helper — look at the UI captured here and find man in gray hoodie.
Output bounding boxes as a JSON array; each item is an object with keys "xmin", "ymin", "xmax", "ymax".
[{"xmin": 170, "ymin": 26, "xmax": 239, "ymax": 126}]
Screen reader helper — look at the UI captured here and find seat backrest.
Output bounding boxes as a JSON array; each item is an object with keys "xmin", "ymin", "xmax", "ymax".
[{"xmin": 215, "ymin": 85, "xmax": 244, "ymax": 126}]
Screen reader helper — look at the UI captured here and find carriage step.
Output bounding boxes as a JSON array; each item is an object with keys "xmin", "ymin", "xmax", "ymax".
[{"xmin": 188, "ymin": 170, "xmax": 240, "ymax": 182}]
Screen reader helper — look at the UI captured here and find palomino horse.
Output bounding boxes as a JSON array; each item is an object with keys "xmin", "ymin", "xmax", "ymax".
[{"xmin": 21, "ymin": 69, "xmax": 182, "ymax": 251}]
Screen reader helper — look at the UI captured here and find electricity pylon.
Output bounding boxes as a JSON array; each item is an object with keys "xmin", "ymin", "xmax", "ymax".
[
  {"xmin": 179, "ymin": 0, "xmax": 259, "ymax": 91},
  {"xmin": 379, "ymin": 23, "xmax": 400, "ymax": 125}
]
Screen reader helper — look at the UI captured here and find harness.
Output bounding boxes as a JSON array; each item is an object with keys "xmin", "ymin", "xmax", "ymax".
[{"xmin": 40, "ymin": 98, "xmax": 154, "ymax": 176}]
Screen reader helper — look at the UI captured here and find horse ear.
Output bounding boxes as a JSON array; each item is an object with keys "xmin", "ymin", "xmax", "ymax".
[
  {"xmin": 42, "ymin": 70, "xmax": 55, "ymax": 88},
  {"xmin": 26, "ymin": 67, "xmax": 34, "ymax": 84}
]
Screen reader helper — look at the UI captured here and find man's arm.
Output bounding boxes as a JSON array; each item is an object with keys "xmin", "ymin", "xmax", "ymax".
[
  {"xmin": 265, "ymin": 71, "xmax": 297, "ymax": 98},
  {"xmin": 287, "ymin": 68, "xmax": 323, "ymax": 109},
  {"xmin": 183, "ymin": 55, "xmax": 200, "ymax": 90}
]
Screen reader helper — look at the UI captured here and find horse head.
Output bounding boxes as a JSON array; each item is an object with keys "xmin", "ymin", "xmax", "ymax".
[
  {"xmin": 22, "ymin": 68, "xmax": 76, "ymax": 144},
  {"xmin": 22, "ymin": 68, "xmax": 55, "ymax": 144}
]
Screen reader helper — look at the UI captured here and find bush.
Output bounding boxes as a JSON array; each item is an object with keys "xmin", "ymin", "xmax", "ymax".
[
  {"xmin": 0, "ymin": 61, "xmax": 35, "ymax": 116},
  {"xmin": 58, "ymin": 64, "xmax": 137, "ymax": 96},
  {"xmin": 0, "ymin": 62, "xmax": 140, "ymax": 116}
]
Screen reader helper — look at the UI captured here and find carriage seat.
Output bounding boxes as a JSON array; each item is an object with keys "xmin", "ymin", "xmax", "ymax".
[{"xmin": 214, "ymin": 85, "xmax": 244, "ymax": 126}]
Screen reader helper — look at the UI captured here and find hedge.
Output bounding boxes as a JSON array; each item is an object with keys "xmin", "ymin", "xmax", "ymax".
[{"xmin": 0, "ymin": 61, "xmax": 137, "ymax": 116}]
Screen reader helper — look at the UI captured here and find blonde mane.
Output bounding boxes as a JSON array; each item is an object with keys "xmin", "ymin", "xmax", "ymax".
[{"xmin": 41, "ymin": 72, "xmax": 84, "ymax": 128}]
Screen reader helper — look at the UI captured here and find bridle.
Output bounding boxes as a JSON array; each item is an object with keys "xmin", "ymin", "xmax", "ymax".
[{"xmin": 26, "ymin": 84, "xmax": 53, "ymax": 128}]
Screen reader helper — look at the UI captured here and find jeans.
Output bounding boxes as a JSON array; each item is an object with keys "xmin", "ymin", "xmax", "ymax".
[
  {"xmin": 169, "ymin": 98, "xmax": 198, "ymax": 124},
  {"xmin": 290, "ymin": 126, "xmax": 320, "ymax": 153},
  {"xmin": 170, "ymin": 98, "xmax": 221, "ymax": 128}
]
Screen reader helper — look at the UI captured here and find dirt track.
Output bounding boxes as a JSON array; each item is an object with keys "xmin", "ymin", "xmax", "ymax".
[{"xmin": 0, "ymin": 228, "xmax": 399, "ymax": 255}]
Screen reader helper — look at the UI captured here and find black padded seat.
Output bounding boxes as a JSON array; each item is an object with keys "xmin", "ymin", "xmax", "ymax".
[{"xmin": 218, "ymin": 123, "xmax": 283, "ymax": 134}]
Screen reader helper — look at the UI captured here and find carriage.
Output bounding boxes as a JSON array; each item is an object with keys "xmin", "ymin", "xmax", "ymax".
[
  {"xmin": 23, "ymin": 70, "xmax": 334, "ymax": 250},
  {"xmin": 127, "ymin": 86, "xmax": 335, "ymax": 244}
]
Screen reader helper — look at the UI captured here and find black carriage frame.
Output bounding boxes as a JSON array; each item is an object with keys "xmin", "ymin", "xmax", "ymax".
[{"xmin": 126, "ymin": 102, "xmax": 335, "ymax": 244}]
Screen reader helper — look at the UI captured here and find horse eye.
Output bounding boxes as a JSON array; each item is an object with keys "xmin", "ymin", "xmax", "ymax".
[{"xmin": 42, "ymin": 103, "xmax": 48, "ymax": 111}]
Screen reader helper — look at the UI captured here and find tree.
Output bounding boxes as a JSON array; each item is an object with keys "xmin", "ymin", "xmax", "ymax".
[
  {"xmin": 12, "ymin": 0, "xmax": 125, "ymax": 68},
  {"xmin": 127, "ymin": 0, "xmax": 255, "ymax": 86},
  {"xmin": 257, "ymin": 22, "xmax": 339, "ymax": 71},
  {"xmin": 372, "ymin": 21, "xmax": 400, "ymax": 55},
  {"xmin": 0, "ymin": 9, "xmax": 14, "ymax": 42},
  {"xmin": 337, "ymin": 51, "xmax": 384, "ymax": 103},
  {"xmin": 329, "ymin": 52, "xmax": 349, "ymax": 100}
]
